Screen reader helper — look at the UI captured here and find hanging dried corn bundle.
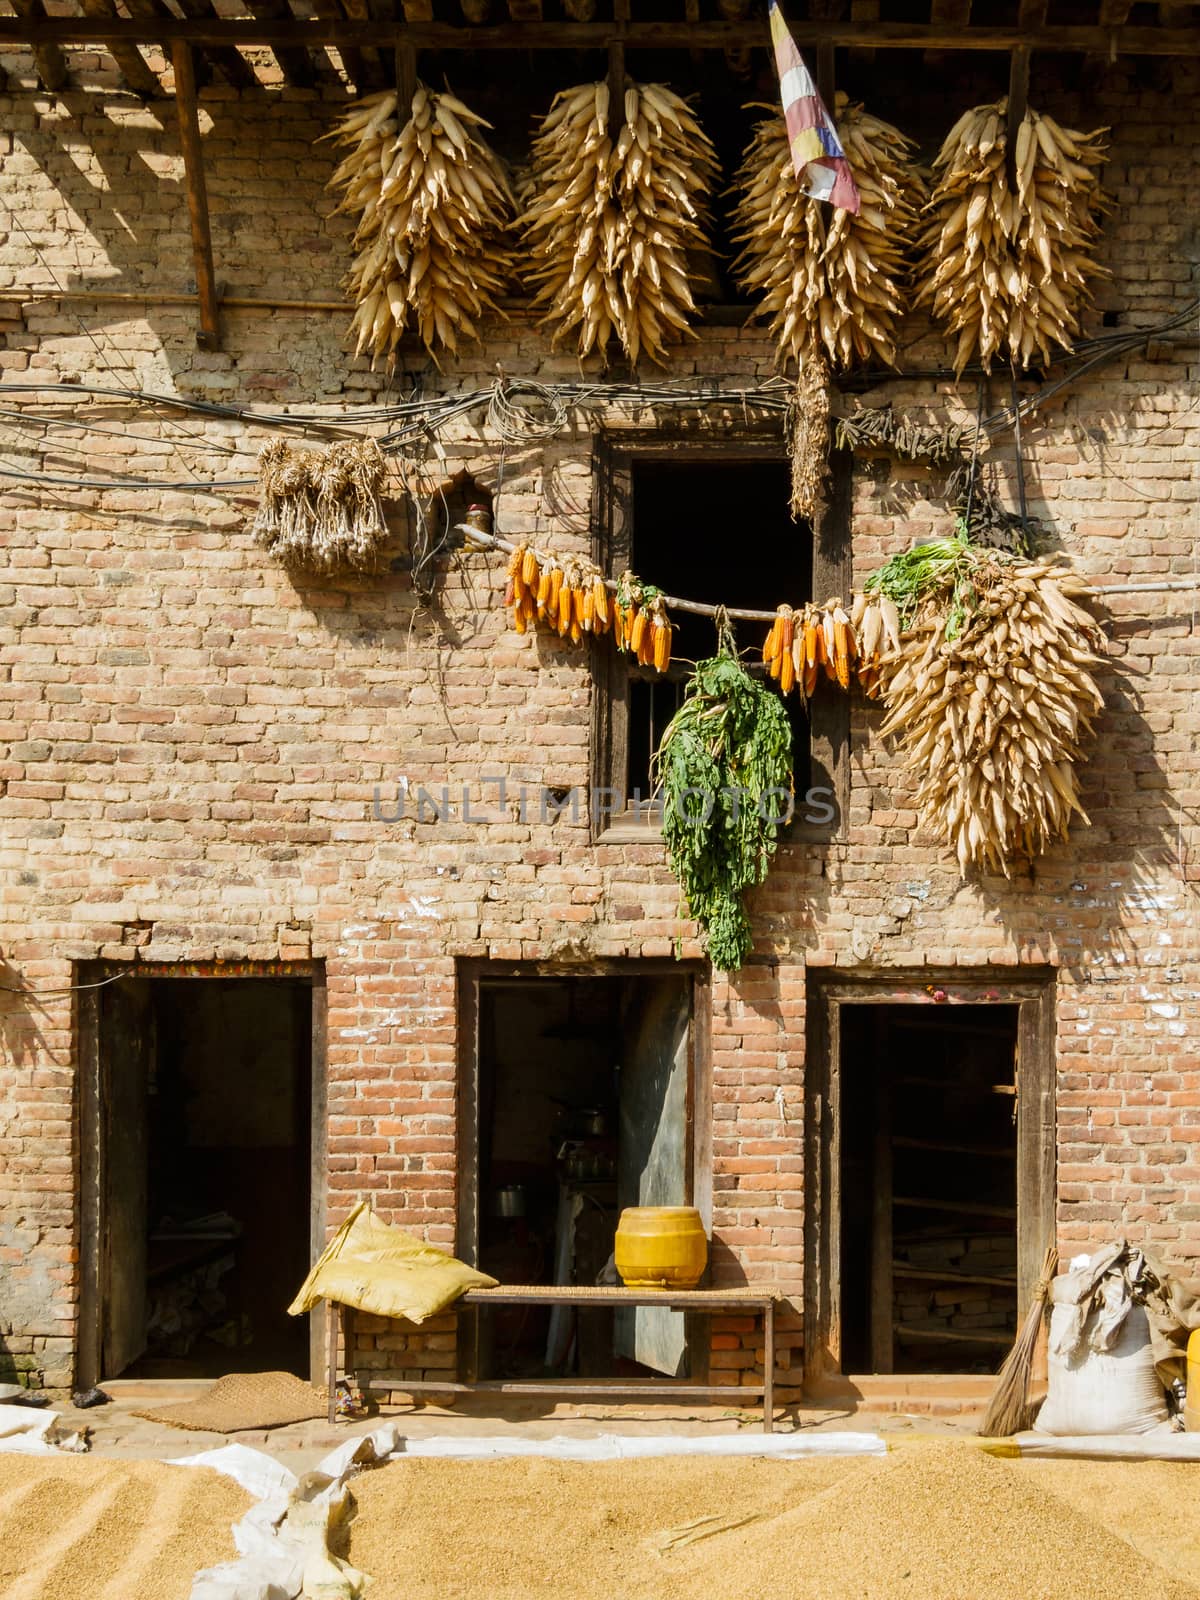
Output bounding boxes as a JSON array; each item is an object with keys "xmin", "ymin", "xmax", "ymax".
[
  {"xmin": 253, "ymin": 439, "xmax": 389, "ymax": 573},
  {"xmin": 867, "ymin": 539, "xmax": 1106, "ymax": 874},
  {"xmin": 520, "ymin": 80, "xmax": 719, "ymax": 365},
  {"xmin": 503, "ymin": 547, "xmax": 675, "ymax": 671},
  {"xmin": 731, "ymin": 96, "xmax": 926, "ymax": 371},
  {"xmin": 915, "ymin": 98, "xmax": 1108, "ymax": 374},
  {"xmin": 326, "ymin": 86, "xmax": 515, "ymax": 366},
  {"xmin": 762, "ymin": 598, "xmax": 857, "ymax": 701}
]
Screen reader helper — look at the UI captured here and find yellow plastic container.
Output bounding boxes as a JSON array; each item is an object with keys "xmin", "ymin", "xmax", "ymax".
[
  {"xmin": 1186, "ymin": 1328, "xmax": 1200, "ymax": 1431},
  {"xmin": 614, "ymin": 1206, "xmax": 707, "ymax": 1290}
]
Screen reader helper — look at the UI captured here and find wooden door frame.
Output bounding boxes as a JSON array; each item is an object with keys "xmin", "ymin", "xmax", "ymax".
[
  {"xmin": 802, "ymin": 967, "xmax": 1056, "ymax": 1387},
  {"xmin": 75, "ymin": 960, "xmax": 327, "ymax": 1390},
  {"xmin": 455, "ymin": 956, "xmax": 711, "ymax": 1381}
]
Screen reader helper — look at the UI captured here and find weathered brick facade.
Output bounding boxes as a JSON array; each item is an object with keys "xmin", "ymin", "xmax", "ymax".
[{"xmin": 0, "ymin": 46, "xmax": 1197, "ymax": 1400}]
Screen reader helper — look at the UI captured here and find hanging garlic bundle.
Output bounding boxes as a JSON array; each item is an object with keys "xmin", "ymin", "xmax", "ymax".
[
  {"xmin": 252, "ymin": 439, "xmax": 389, "ymax": 573},
  {"xmin": 326, "ymin": 85, "xmax": 515, "ymax": 366},
  {"xmin": 731, "ymin": 95, "xmax": 926, "ymax": 370},
  {"xmin": 520, "ymin": 79, "xmax": 719, "ymax": 365},
  {"xmin": 915, "ymin": 97, "xmax": 1108, "ymax": 374}
]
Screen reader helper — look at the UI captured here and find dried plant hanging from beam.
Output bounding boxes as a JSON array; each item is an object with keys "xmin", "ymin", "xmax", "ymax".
[
  {"xmin": 786, "ymin": 345, "xmax": 831, "ymax": 521},
  {"xmin": 253, "ymin": 439, "xmax": 389, "ymax": 574},
  {"xmin": 325, "ymin": 86, "xmax": 515, "ymax": 367},
  {"xmin": 520, "ymin": 80, "xmax": 719, "ymax": 366},
  {"xmin": 731, "ymin": 95, "xmax": 926, "ymax": 372},
  {"xmin": 915, "ymin": 98, "xmax": 1108, "ymax": 375}
]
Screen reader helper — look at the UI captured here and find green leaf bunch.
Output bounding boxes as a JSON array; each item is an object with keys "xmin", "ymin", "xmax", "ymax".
[{"xmin": 652, "ymin": 648, "xmax": 793, "ymax": 973}]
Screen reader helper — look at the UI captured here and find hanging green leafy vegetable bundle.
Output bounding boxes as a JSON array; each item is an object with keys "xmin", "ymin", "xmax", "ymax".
[{"xmin": 652, "ymin": 643, "xmax": 794, "ymax": 973}]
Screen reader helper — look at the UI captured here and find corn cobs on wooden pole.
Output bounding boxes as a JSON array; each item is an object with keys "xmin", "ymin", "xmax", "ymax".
[
  {"xmin": 876, "ymin": 562, "xmax": 1106, "ymax": 874},
  {"xmin": 505, "ymin": 546, "xmax": 674, "ymax": 671},
  {"xmin": 731, "ymin": 96, "xmax": 927, "ymax": 372},
  {"xmin": 520, "ymin": 80, "xmax": 719, "ymax": 366},
  {"xmin": 915, "ymin": 97, "xmax": 1108, "ymax": 375},
  {"xmin": 326, "ymin": 86, "xmax": 515, "ymax": 366},
  {"xmin": 498, "ymin": 538, "xmax": 1105, "ymax": 878}
]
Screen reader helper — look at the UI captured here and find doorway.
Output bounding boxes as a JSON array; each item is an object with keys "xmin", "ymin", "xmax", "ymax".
[
  {"xmin": 458, "ymin": 964, "xmax": 705, "ymax": 1384},
  {"xmin": 79, "ymin": 968, "xmax": 322, "ymax": 1386},
  {"xmin": 804, "ymin": 973, "xmax": 1055, "ymax": 1386},
  {"xmin": 839, "ymin": 1004, "xmax": 1020, "ymax": 1375}
]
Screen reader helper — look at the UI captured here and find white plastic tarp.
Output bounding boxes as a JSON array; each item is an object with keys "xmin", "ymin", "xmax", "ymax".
[{"xmin": 0, "ymin": 1403, "xmax": 89, "ymax": 1454}]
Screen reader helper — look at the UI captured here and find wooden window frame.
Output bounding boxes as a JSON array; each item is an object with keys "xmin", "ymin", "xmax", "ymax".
[
  {"xmin": 802, "ymin": 967, "xmax": 1057, "ymax": 1387},
  {"xmin": 589, "ymin": 432, "xmax": 851, "ymax": 846}
]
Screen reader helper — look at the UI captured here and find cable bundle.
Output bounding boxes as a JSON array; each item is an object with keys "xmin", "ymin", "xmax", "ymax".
[{"xmin": 520, "ymin": 80, "xmax": 719, "ymax": 365}]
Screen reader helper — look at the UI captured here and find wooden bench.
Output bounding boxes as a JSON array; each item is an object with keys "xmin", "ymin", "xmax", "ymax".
[{"xmin": 328, "ymin": 1284, "xmax": 781, "ymax": 1431}]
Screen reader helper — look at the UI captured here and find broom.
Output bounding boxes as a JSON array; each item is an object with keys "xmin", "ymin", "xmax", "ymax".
[{"xmin": 978, "ymin": 1243, "xmax": 1058, "ymax": 1438}]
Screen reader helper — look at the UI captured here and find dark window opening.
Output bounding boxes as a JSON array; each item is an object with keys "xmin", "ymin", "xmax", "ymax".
[
  {"xmin": 475, "ymin": 973, "xmax": 694, "ymax": 1382},
  {"xmin": 839, "ymin": 1004, "xmax": 1020, "ymax": 1376},
  {"xmin": 613, "ymin": 457, "xmax": 812, "ymax": 816}
]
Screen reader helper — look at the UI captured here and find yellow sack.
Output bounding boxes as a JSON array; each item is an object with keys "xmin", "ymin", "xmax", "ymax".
[{"xmin": 289, "ymin": 1200, "xmax": 497, "ymax": 1325}]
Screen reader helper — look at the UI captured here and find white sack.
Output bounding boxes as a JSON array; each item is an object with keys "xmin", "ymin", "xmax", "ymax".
[{"xmin": 1035, "ymin": 1301, "xmax": 1168, "ymax": 1436}]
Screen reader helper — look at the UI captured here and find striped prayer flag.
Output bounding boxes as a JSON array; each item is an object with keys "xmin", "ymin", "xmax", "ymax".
[{"xmin": 768, "ymin": 0, "xmax": 860, "ymax": 215}]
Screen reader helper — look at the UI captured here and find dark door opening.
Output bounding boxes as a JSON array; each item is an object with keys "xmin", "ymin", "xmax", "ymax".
[
  {"xmin": 88, "ymin": 975, "xmax": 316, "ymax": 1382},
  {"xmin": 839, "ymin": 1004, "xmax": 1021, "ymax": 1376},
  {"xmin": 472, "ymin": 972, "xmax": 695, "ymax": 1382}
]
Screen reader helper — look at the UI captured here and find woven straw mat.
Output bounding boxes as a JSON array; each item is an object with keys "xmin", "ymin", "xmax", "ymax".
[{"xmin": 133, "ymin": 1370, "xmax": 326, "ymax": 1432}]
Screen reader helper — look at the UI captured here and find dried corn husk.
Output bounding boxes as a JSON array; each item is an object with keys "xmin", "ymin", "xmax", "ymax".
[
  {"xmin": 786, "ymin": 346, "xmax": 831, "ymax": 521},
  {"xmin": 875, "ymin": 560, "xmax": 1106, "ymax": 874},
  {"xmin": 326, "ymin": 86, "xmax": 515, "ymax": 366},
  {"xmin": 731, "ymin": 95, "xmax": 926, "ymax": 370},
  {"xmin": 253, "ymin": 439, "xmax": 389, "ymax": 572},
  {"xmin": 520, "ymin": 80, "xmax": 719, "ymax": 365},
  {"xmin": 915, "ymin": 97, "xmax": 1108, "ymax": 374}
]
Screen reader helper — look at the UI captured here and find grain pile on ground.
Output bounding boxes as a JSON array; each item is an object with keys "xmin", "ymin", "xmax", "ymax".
[
  {"xmin": 347, "ymin": 1455, "xmax": 847, "ymax": 1600},
  {"xmin": 1030, "ymin": 1457, "xmax": 1200, "ymax": 1591},
  {"xmin": 0, "ymin": 1454, "xmax": 249, "ymax": 1600},
  {"xmin": 345, "ymin": 1442, "xmax": 1200, "ymax": 1600}
]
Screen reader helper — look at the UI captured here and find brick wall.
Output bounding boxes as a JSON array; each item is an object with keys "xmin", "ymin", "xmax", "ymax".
[{"xmin": 0, "ymin": 47, "xmax": 1197, "ymax": 1399}]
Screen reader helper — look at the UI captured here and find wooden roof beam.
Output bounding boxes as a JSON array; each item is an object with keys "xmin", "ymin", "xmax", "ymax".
[
  {"xmin": 242, "ymin": 0, "xmax": 319, "ymax": 85},
  {"xmin": 2, "ymin": 16, "xmax": 1200, "ymax": 53},
  {"xmin": 79, "ymin": 0, "xmax": 162, "ymax": 96},
  {"xmin": 1083, "ymin": 0, "xmax": 1133, "ymax": 83},
  {"xmin": 849, "ymin": 0, "xmax": 880, "ymax": 63},
  {"xmin": 333, "ymin": 0, "xmax": 386, "ymax": 89},
  {"xmin": 310, "ymin": 0, "xmax": 378, "ymax": 92},
  {"xmin": 170, "ymin": 40, "xmax": 221, "ymax": 350},
  {"xmin": 926, "ymin": 0, "xmax": 971, "ymax": 65},
  {"xmin": 8, "ymin": 0, "xmax": 69, "ymax": 92},
  {"xmin": 169, "ymin": 0, "xmax": 257, "ymax": 88}
]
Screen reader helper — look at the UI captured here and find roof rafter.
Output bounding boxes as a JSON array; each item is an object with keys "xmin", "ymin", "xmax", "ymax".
[{"xmin": 0, "ymin": 14, "xmax": 1198, "ymax": 54}]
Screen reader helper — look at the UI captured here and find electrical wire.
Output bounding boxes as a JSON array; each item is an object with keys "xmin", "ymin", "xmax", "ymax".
[
  {"xmin": 0, "ymin": 296, "xmax": 1195, "ymax": 495},
  {"xmin": 0, "ymin": 968, "xmax": 133, "ymax": 998}
]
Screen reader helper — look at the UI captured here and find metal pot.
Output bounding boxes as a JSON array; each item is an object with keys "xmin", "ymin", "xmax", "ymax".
[{"xmin": 492, "ymin": 1184, "xmax": 527, "ymax": 1219}]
